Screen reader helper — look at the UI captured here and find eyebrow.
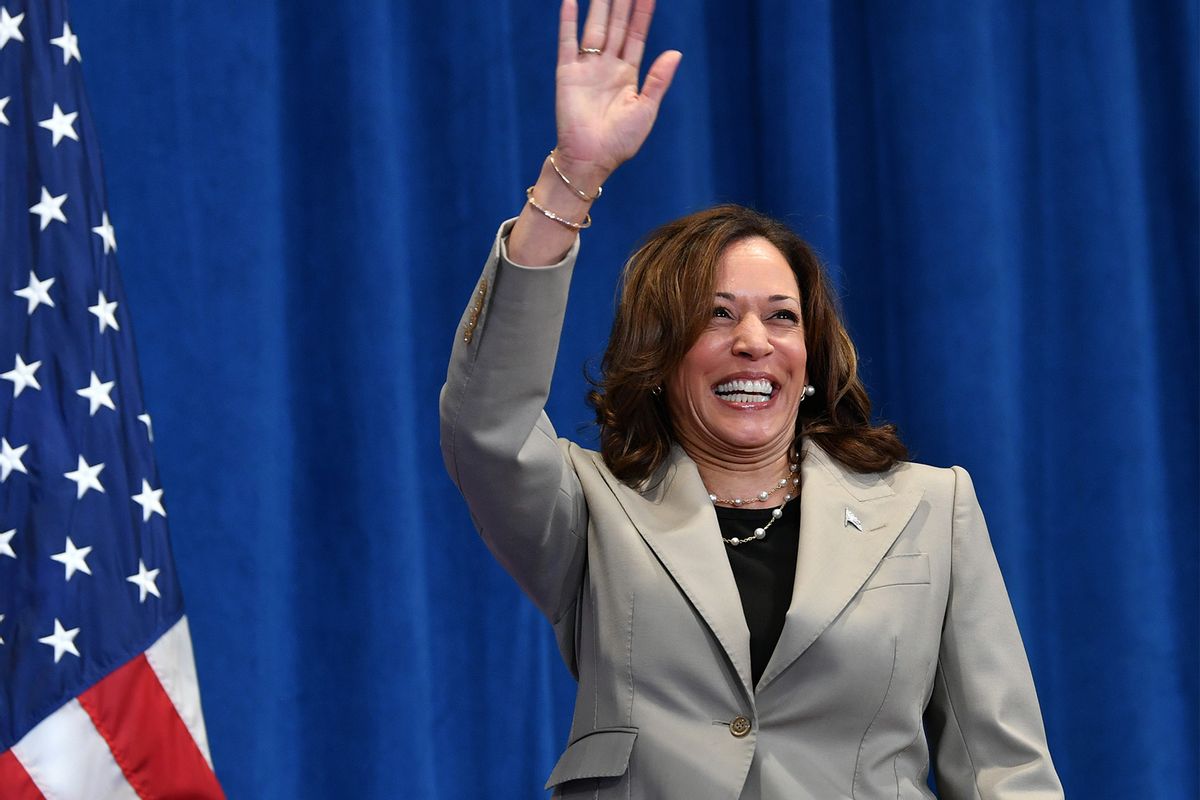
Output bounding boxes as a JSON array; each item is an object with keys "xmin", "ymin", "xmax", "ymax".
[{"xmin": 715, "ymin": 291, "xmax": 800, "ymax": 303}]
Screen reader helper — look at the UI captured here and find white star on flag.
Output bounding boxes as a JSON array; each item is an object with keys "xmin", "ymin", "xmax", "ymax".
[
  {"xmin": 91, "ymin": 211, "xmax": 117, "ymax": 253},
  {"xmin": 77, "ymin": 371, "xmax": 116, "ymax": 415},
  {"xmin": 0, "ymin": 614, "xmax": 5, "ymax": 645},
  {"xmin": 1, "ymin": 354, "xmax": 42, "ymax": 397},
  {"xmin": 0, "ymin": 95, "xmax": 10, "ymax": 125},
  {"xmin": 0, "ymin": 7, "xmax": 23, "ymax": 49},
  {"xmin": 51, "ymin": 536, "xmax": 93, "ymax": 581},
  {"xmin": 132, "ymin": 479, "xmax": 166, "ymax": 521},
  {"xmin": 127, "ymin": 560, "xmax": 162, "ymax": 603},
  {"xmin": 138, "ymin": 412, "xmax": 154, "ymax": 442},
  {"xmin": 88, "ymin": 290, "xmax": 120, "ymax": 332},
  {"xmin": 38, "ymin": 103, "xmax": 79, "ymax": 147},
  {"xmin": 29, "ymin": 186, "xmax": 67, "ymax": 230},
  {"xmin": 13, "ymin": 270, "xmax": 55, "ymax": 314},
  {"xmin": 0, "ymin": 437, "xmax": 29, "ymax": 482},
  {"xmin": 64, "ymin": 455, "xmax": 106, "ymax": 499},
  {"xmin": 38, "ymin": 618, "xmax": 81, "ymax": 663},
  {"xmin": 49, "ymin": 20, "xmax": 80, "ymax": 64},
  {"xmin": 0, "ymin": 529, "xmax": 14, "ymax": 559}
]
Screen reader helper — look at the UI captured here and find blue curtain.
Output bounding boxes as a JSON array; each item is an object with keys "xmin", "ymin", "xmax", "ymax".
[{"xmin": 67, "ymin": 0, "xmax": 1196, "ymax": 797}]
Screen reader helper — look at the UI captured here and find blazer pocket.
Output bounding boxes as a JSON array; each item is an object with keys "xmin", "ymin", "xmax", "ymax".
[
  {"xmin": 545, "ymin": 727, "xmax": 638, "ymax": 789},
  {"xmin": 863, "ymin": 553, "xmax": 930, "ymax": 591}
]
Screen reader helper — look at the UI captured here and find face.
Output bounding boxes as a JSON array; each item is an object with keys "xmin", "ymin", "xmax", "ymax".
[{"xmin": 665, "ymin": 237, "xmax": 808, "ymax": 464}]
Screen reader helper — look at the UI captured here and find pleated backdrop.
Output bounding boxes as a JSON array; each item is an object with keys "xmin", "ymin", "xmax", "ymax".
[{"xmin": 66, "ymin": 0, "xmax": 1197, "ymax": 797}]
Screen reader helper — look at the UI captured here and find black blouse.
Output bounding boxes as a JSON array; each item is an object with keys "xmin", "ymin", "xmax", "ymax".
[{"xmin": 714, "ymin": 500, "xmax": 801, "ymax": 687}]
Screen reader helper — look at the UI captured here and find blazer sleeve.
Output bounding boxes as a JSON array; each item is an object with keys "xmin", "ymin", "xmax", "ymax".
[
  {"xmin": 924, "ymin": 466, "xmax": 1065, "ymax": 799},
  {"xmin": 439, "ymin": 219, "xmax": 589, "ymax": 670}
]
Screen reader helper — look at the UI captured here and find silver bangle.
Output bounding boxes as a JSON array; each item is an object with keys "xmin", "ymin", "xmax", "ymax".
[
  {"xmin": 526, "ymin": 186, "xmax": 592, "ymax": 230},
  {"xmin": 548, "ymin": 150, "xmax": 603, "ymax": 202}
]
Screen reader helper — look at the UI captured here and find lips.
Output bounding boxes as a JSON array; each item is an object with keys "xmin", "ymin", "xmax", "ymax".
[{"xmin": 713, "ymin": 377, "xmax": 775, "ymax": 404}]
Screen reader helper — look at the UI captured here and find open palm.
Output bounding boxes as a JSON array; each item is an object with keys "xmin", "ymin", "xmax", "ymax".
[{"xmin": 554, "ymin": 0, "xmax": 681, "ymax": 175}]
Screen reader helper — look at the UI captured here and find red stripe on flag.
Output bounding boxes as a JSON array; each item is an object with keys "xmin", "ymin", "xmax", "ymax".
[
  {"xmin": 78, "ymin": 654, "xmax": 225, "ymax": 800},
  {"xmin": 0, "ymin": 749, "xmax": 45, "ymax": 799}
]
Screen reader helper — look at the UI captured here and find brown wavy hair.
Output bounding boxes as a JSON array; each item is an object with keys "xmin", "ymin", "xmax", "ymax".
[{"xmin": 586, "ymin": 204, "xmax": 906, "ymax": 485}]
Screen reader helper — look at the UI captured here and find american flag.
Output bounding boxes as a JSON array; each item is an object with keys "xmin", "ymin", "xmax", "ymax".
[{"xmin": 0, "ymin": 1, "xmax": 223, "ymax": 796}]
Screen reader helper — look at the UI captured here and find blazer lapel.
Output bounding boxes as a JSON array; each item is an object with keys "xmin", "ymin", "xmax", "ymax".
[
  {"xmin": 756, "ymin": 442, "xmax": 924, "ymax": 692},
  {"xmin": 592, "ymin": 446, "xmax": 755, "ymax": 699}
]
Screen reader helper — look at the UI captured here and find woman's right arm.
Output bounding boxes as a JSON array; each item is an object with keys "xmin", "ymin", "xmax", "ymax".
[
  {"xmin": 439, "ymin": 222, "xmax": 587, "ymax": 640},
  {"xmin": 439, "ymin": 0, "xmax": 679, "ymax": 646}
]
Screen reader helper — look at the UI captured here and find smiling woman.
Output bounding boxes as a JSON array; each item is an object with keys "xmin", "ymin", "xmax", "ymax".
[
  {"xmin": 589, "ymin": 205, "xmax": 907, "ymax": 492},
  {"xmin": 439, "ymin": 0, "xmax": 1063, "ymax": 797}
]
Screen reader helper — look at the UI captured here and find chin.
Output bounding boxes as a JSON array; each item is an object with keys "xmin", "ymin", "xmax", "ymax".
[{"xmin": 711, "ymin": 423, "xmax": 792, "ymax": 453}]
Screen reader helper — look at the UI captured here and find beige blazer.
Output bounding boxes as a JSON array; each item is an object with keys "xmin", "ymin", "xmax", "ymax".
[{"xmin": 440, "ymin": 221, "xmax": 1064, "ymax": 799}]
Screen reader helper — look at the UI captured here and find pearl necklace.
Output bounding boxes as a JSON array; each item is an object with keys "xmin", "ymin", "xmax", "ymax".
[
  {"xmin": 708, "ymin": 462, "xmax": 800, "ymax": 547},
  {"xmin": 707, "ymin": 461, "xmax": 799, "ymax": 506},
  {"xmin": 720, "ymin": 492, "xmax": 796, "ymax": 547}
]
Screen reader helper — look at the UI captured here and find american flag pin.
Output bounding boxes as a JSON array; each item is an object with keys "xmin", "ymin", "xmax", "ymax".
[{"xmin": 844, "ymin": 508, "xmax": 864, "ymax": 532}]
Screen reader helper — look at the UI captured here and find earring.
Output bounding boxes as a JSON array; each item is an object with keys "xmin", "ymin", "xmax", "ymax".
[
  {"xmin": 799, "ymin": 384, "xmax": 815, "ymax": 402},
  {"xmin": 651, "ymin": 385, "xmax": 663, "ymax": 396}
]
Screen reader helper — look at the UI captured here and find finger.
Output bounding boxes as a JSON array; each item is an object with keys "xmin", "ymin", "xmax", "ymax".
[
  {"xmin": 580, "ymin": 0, "xmax": 611, "ymax": 52},
  {"xmin": 620, "ymin": 0, "xmax": 655, "ymax": 69},
  {"xmin": 558, "ymin": 0, "xmax": 579, "ymax": 65},
  {"xmin": 604, "ymin": 0, "xmax": 633, "ymax": 53},
  {"xmin": 639, "ymin": 49, "xmax": 681, "ymax": 105}
]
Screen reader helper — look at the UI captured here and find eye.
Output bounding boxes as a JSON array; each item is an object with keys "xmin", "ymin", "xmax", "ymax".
[
  {"xmin": 712, "ymin": 306, "xmax": 733, "ymax": 319},
  {"xmin": 771, "ymin": 310, "xmax": 800, "ymax": 323}
]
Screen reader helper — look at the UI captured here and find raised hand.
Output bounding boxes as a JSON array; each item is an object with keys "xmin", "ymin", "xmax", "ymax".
[
  {"xmin": 554, "ymin": 0, "xmax": 682, "ymax": 178},
  {"xmin": 507, "ymin": 0, "xmax": 679, "ymax": 266}
]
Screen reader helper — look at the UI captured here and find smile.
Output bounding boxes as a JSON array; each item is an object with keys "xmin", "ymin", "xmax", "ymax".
[{"xmin": 713, "ymin": 378, "xmax": 775, "ymax": 403}]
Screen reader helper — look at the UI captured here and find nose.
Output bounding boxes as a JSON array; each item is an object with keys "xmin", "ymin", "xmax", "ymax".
[{"xmin": 732, "ymin": 316, "xmax": 772, "ymax": 359}]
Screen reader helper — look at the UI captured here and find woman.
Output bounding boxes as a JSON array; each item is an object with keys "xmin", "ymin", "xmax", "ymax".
[{"xmin": 440, "ymin": 1, "xmax": 1063, "ymax": 797}]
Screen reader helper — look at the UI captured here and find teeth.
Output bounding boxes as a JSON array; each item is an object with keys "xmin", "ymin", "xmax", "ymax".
[
  {"xmin": 721, "ymin": 393, "xmax": 767, "ymax": 403},
  {"xmin": 714, "ymin": 378, "xmax": 774, "ymax": 398}
]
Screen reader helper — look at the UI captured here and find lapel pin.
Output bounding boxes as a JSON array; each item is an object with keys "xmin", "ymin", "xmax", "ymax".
[{"xmin": 844, "ymin": 508, "xmax": 864, "ymax": 532}]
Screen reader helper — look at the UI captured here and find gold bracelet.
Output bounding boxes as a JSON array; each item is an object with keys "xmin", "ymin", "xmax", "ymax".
[
  {"xmin": 525, "ymin": 186, "xmax": 592, "ymax": 230},
  {"xmin": 548, "ymin": 150, "xmax": 603, "ymax": 202}
]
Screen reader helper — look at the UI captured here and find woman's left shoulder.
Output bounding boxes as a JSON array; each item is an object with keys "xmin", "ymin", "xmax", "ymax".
[
  {"xmin": 806, "ymin": 440, "xmax": 974, "ymax": 509},
  {"xmin": 884, "ymin": 457, "xmax": 962, "ymax": 506}
]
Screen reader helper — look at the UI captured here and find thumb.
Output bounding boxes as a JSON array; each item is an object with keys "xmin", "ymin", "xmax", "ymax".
[{"xmin": 640, "ymin": 50, "xmax": 682, "ymax": 105}]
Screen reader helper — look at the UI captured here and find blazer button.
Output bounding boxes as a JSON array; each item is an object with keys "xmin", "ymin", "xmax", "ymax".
[
  {"xmin": 729, "ymin": 716, "xmax": 751, "ymax": 737},
  {"xmin": 462, "ymin": 278, "xmax": 488, "ymax": 344}
]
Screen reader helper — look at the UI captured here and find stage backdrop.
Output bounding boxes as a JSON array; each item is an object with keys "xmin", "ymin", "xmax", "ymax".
[{"xmin": 68, "ymin": 1, "xmax": 1196, "ymax": 797}]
